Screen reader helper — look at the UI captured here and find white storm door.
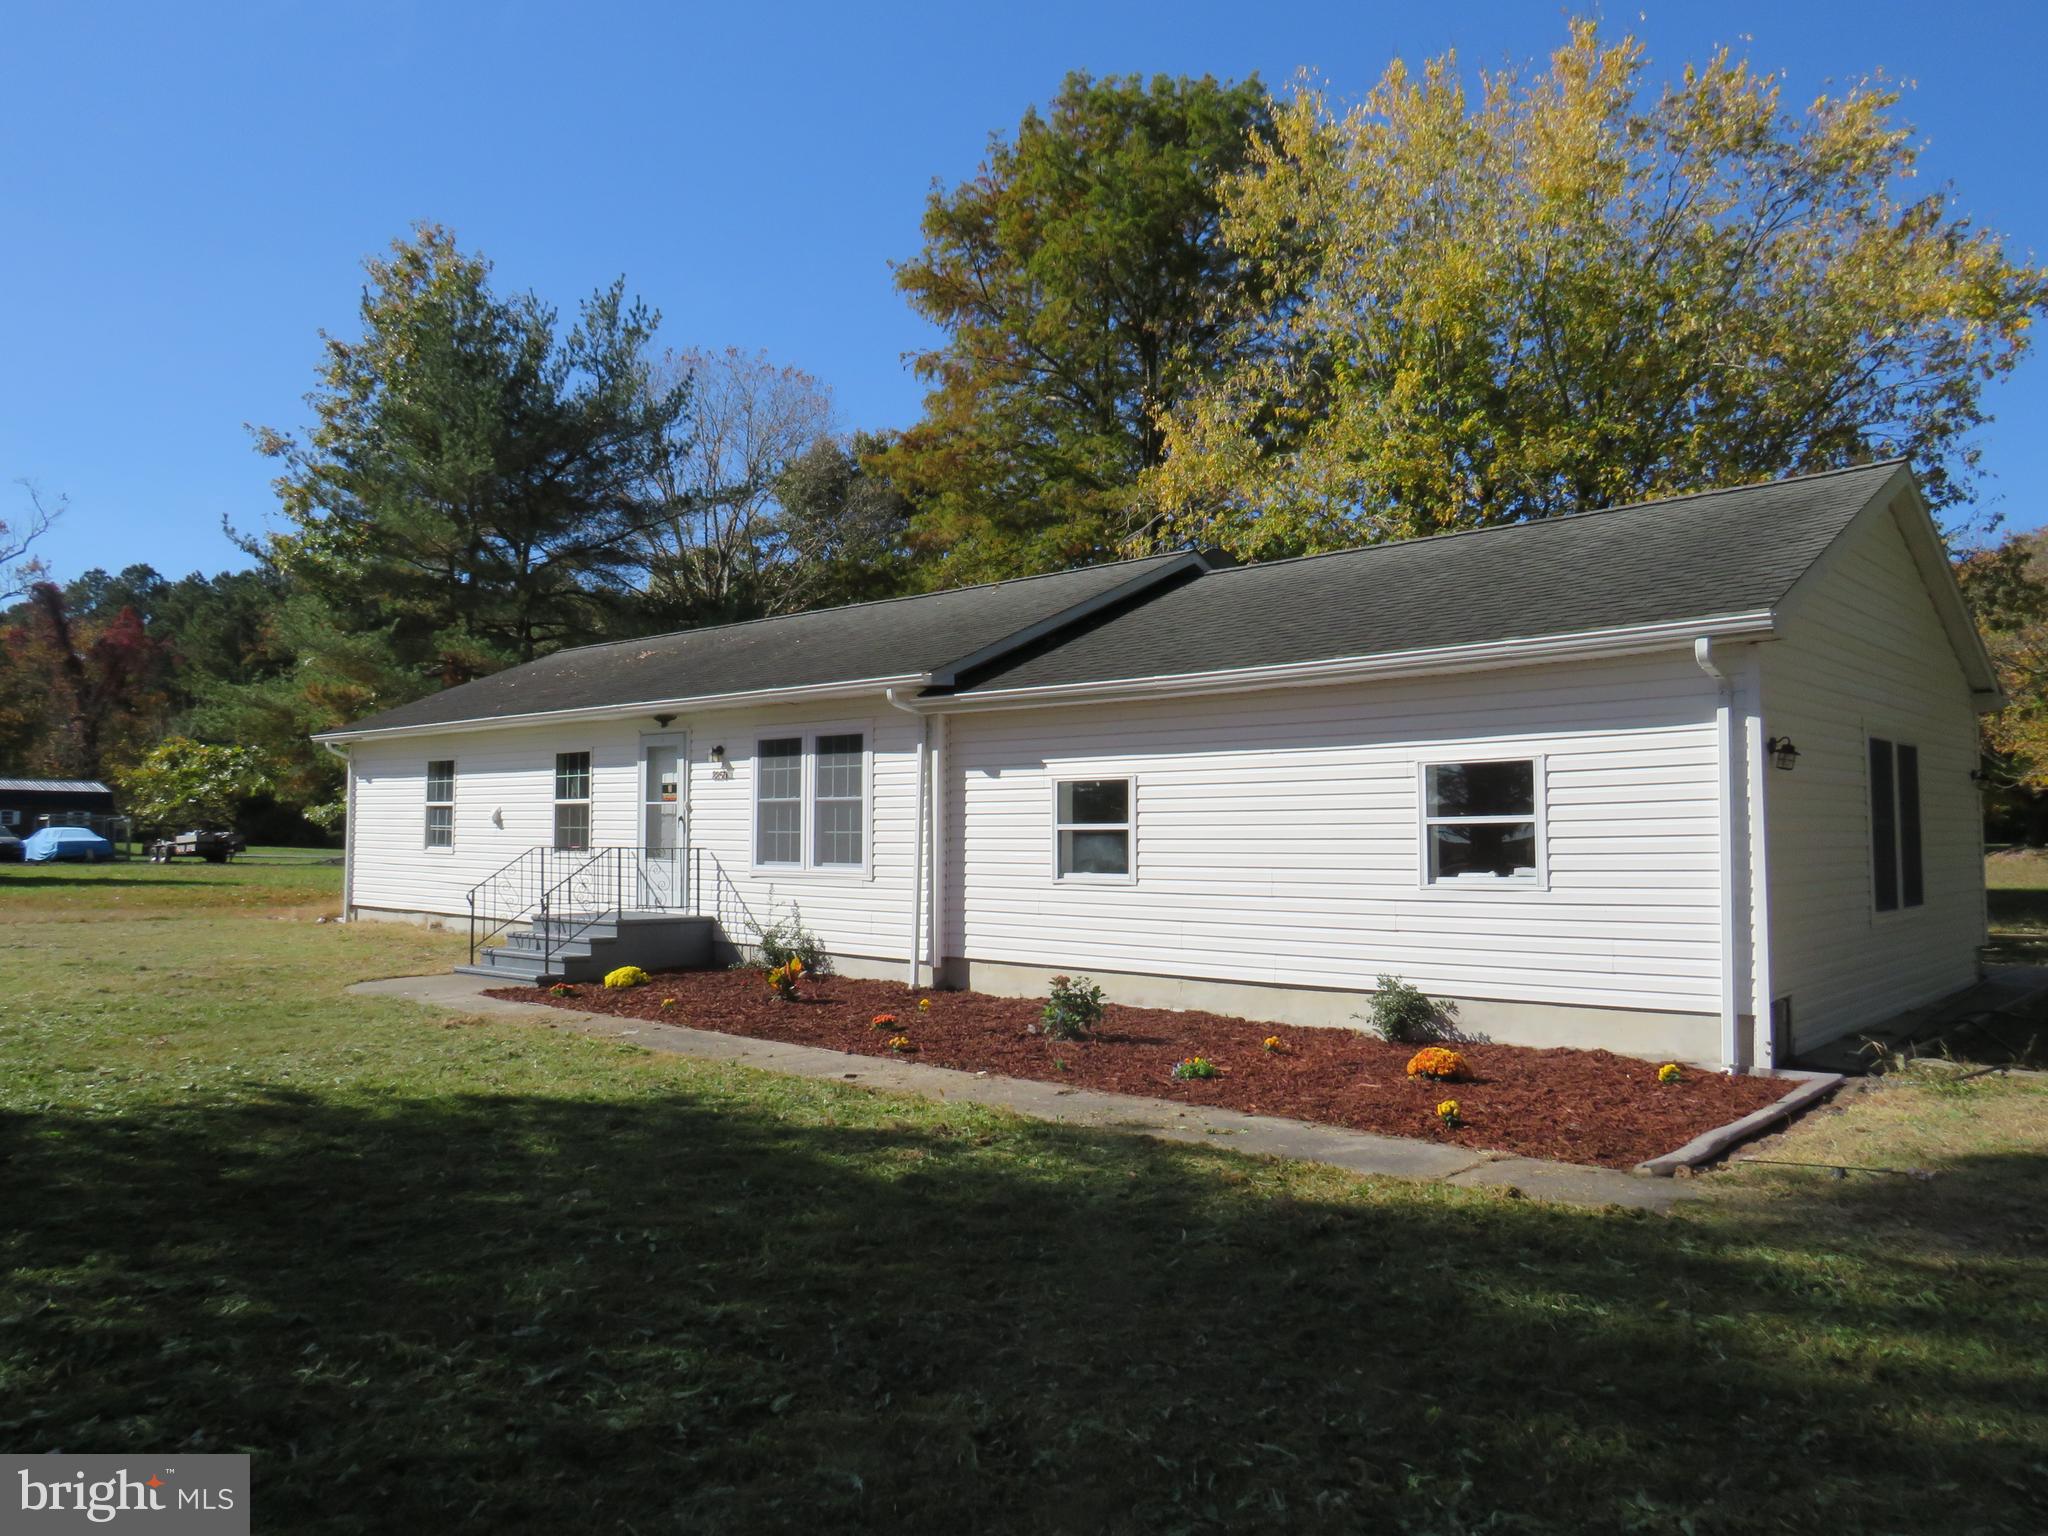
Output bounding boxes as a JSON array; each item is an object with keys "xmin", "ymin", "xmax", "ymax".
[{"xmin": 640, "ymin": 733, "xmax": 687, "ymax": 906}]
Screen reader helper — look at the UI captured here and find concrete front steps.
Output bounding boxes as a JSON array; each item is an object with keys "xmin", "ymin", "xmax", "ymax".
[{"xmin": 454, "ymin": 910, "xmax": 717, "ymax": 986}]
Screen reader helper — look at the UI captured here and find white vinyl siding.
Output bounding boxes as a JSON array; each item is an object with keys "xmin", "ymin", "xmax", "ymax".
[
  {"xmin": 944, "ymin": 650, "xmax": 1727, "ymax": 1016},
  {"xmin": 346, "ymin": 712, "xmax": 917, "ymax": 965},
  {"xmin": 1762, "ymin": 503, "xmax": 1984, "ymax": 1050}
]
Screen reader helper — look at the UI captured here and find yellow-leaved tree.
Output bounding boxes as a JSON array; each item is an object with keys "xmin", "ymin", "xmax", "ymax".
[{"xmin": 1144, "ymin": 20, "xmax": 2048, "ymax": 557}]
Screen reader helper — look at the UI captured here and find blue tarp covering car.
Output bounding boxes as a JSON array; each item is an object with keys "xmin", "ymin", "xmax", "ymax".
[{"xmin": 22, "ymin": 826, "xmax": 114, "ymax": 862}]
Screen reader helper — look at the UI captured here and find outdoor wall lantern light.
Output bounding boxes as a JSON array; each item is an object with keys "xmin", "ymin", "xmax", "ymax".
[
  {"xmin": 1767, "ymin": 736, "xmax": 1801, "ymax": 771},
  {"xmin": 710, "ymin": 744, "xmax": 725, "ymax": 764}
]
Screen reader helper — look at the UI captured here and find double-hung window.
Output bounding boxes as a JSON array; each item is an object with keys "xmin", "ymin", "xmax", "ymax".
[
  {"xmin": 1421, "ymin": 758, "xmax": 1543, "ymax": 885},
  {"xmin": 554, "ymin": 752, "xmax": 592, "ymax": 851},
  {"xmin": 812, "ymin": 734, "xmax": 866, "ymax": 868},
  {"xmin": 755, "ymin": 738, "xmax": 804, "ymax": 866},
  {"xmin": 1869, "ymin": 738, "xmax": 1924, "ymax": 912},
  {"xmin": 424, "ymin": 760, "xmax": 455, "ymax": 849},
  {"xmin": 753, "ymin": 732, "xmax": 867, "ymax": 871},
  {"xmin": 1053, "ymin": 778, "xmax": 1132, "ymax": 879}
]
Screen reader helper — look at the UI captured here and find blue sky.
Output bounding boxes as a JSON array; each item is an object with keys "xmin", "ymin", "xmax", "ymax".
[{"xmin": 4, "ymin": 0, "xmax": 2045, "ymax": 584}]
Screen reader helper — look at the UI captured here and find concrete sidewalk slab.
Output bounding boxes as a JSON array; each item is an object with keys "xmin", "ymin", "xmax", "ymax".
[{"xmin": 349, "ymin": 971, "xmax": 1701, "ymax": 1213}]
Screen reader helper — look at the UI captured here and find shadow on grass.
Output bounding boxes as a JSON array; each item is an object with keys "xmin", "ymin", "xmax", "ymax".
[
  {"xmin": 0, "ymin": 873, "xmax": 219, "ymax": 889},
  {"xmin": 1, "ymin": 1088, "xmax": 2041, "ymax": 1534}
]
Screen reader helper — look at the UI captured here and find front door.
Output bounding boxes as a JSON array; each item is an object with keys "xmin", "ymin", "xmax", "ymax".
[{"xmin": 640, "ymin": 733, "xmax": 687, "ymax": 907}]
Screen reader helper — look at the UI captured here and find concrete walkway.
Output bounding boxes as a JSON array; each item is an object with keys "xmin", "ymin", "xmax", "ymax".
[{"xmin": 349, "ymin": 971, "xmax": 1701, "ymax": 1213}]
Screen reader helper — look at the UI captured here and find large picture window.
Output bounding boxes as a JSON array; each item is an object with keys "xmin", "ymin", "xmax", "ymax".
[
  {"xmin": 1870, "ymin": 737, "xmax": 1924, "ymax": 912},
  {"xmin": 554, "ymin": 751, "xmax": 591, "ymax": 851},
  {"xmin": 1053, "ymin": 778, "xmax": 1132, "ymax": 879},
  {"xmin": 424, "ymin": 759, "xmax": 455, "ymax": 849},
  {"xmin": 1421, "ymin": 759, "xmax": 1542, "ymax": 885},
  {"xmin": 752, "ymin": 732, "xmax": 868, "ymax": 872}
]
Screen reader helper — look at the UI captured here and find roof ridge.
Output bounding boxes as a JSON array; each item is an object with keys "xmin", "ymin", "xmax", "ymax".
[
  {"xmin": 544, "ymin": 551, "xmax": 1182, "ymax": 661},
  {"xmin": 1192, "ymin": 459, "xmax": 1909, "ymax": 579}
]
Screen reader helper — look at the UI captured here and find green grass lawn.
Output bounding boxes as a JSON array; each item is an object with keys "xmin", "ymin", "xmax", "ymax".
[{"xmin": 2, "ymin": 861, "xmax": 2044, "ymax": 1533}]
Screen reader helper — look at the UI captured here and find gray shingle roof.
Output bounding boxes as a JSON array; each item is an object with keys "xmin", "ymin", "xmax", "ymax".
[
  {"xmin": 947, "ymin": 461, "xmax": 1906, "ymax": 695},
  {"xmin": 0, "ymin": 778, "xmax": 112, "ymax": 795},
  {"xmin": 322, "ymin": 461, "xmax": 1918, "ymax": 737},
  {"xmin": 325, "ymin": 554, "xmax": 1191, "ymax": 736}
]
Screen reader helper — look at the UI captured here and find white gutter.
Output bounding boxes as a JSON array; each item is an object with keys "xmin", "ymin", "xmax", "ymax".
[
  {"xmin": 930, "ymin": 612, "xmax": 1778, "ymax": 713},
  {"xmin": 314, "ymin": 673, "xmax": 930, "ymax": 745},
  {"xmin": 885, "ymin": 688, "xmax": 930, "ymax": 988},
  {"xmin": 320, "ymin": 738, "xmax": 355, "ymax": 923},
  {"xmin": 1693, "ymin": 637, "xmax": 1744, "ymax": 1074}
]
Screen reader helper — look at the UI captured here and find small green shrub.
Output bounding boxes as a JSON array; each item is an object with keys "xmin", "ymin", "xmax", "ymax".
[
  {"xmin": 1172, "ymin": 1056, "xmax": 1218, "ymax": 1081},
  {"xmin": 1038, "ymin": 974, "xmax": 1105, "ymax": 1040},
  {"xmin": 751, "ymin": 905, "xmax": 832, "ymax": 978},
  {"xmin": 1368, "ymin": 975, "xmax": 1443, "ymax": 1044}
]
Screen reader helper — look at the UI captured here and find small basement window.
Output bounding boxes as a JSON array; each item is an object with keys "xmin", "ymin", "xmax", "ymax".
[
  {"xmin": 1421, "ymin": 759, "xmax": 1542, "ymax": 884},
  {"xmin": 1054, "ymin": 778, "xmax": 1132, "ymax": 879},
  {"xmin": 1869, "ymin": 738, "xmax": 1924, "ymax": 912},
  {"xmin": 554, "ymin": 751, "xmax": 592, "ymax": 851},
  {"xmin": 424, "ymin": 760, "xmax": 455, "ymax": 849}
]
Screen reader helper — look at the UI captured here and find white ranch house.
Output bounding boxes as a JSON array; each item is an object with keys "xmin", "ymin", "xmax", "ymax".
[{"xmin": 316, "ymin": 462, "xmax": 2001, "ymax": 1070}]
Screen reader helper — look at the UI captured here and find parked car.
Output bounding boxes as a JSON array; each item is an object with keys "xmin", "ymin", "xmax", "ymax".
[
  {"xmin": 0, "ymin": 831, "xmax": 22, "ymax": 863},
  {"xmin": 22, "ymin": 826, "xmax": 115, "ymax": 862}
]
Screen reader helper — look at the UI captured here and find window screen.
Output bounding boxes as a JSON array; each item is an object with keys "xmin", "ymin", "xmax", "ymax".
[
  {"xmin": 755, "ymin": 738, "xmax": 803, "ymax": 865},
  {"xmin": 424, "ymin": 759, "xmax": 455, "ymax": 849},
  {"xmin": 1054, "ymin": 778, "xmax": 1131, "ymax": 877},
  {"xmin": 1870, "ymin": 738, "xmax": 1923, "ymax": 912},
  {"xmin": 812, "ymin": 733, "xmax": 864, "ymax": 867},
  {"xmin": 1423, "ymin": 760, "xmax": 1539, "ymax": 882},
  {"xmin": 554, "ymin": 751, "xmax": 591, "ymax": 851}
]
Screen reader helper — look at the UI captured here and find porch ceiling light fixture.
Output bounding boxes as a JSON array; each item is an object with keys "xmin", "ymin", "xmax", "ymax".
[
  {"xmin": 1766, "ymin": 736, "xmax": 1801, "ymax": 771},
  {"xmin": 653, "ymin": 713, "xmax": 676, "ymax": 728}
]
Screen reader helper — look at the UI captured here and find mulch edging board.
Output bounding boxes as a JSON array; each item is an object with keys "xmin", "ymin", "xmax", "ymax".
[{"xmin": 488, "ymin": 968, "xmax": 1797, "ymax": 1170}]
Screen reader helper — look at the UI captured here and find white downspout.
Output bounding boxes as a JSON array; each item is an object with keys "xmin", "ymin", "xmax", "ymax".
[
  {"xmin": 928, "ymin": 711, "xmax": 947, "ymax": 982},
  {"xmin": 1693, "ymin": 638, "xmax": 1743, "ymax": 1073},
  {"xmin": 885, "ymin": 689, "xmax": 930, "ymax": 988},
  {"xmin": 320, "ymin": 739, "xmax": 355, "ymax": 923},
  {"xmin": 1741, "ymin": 647, "xmax": 1775, "ymax": 1068}
]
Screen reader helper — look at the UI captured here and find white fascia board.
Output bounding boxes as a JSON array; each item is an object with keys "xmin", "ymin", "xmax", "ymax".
[
  {"xmin": 310, "ymin": 673, "xmax": 930, "ymax": 745},
  {"xmin": 916, "ymin": 612, "xmax": 1779, "ymax": 714}
]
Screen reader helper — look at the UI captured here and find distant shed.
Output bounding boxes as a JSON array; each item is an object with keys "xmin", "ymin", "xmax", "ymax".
[{"xmin": 0, "ymin": 778, "xmax": 116, "ymax": 832}]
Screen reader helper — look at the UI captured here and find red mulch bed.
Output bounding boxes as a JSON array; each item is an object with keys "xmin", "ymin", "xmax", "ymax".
[{"xmin": 487, "ymin": 969, "xmax": 1793, "ymax": 1169}]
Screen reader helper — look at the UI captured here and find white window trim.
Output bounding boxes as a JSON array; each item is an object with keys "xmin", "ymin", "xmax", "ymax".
[
  {"xmin": 553, "ymin": 750, "xmax": 593, "ymax": 852},
  {"xmin": 423, "ymin": 758, "xmax": 456, "ymax": 854},
  {"xmin": 748, "ymin": 723, "xmax": 875, "ymax": 879},
  {"xmin": 1414, "ymin": 753, "xmax": 1548, "ymax": 893},
  {"xmin": 1049, "ymin": 774, "xmax": 1137, "ymax": 885}
]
